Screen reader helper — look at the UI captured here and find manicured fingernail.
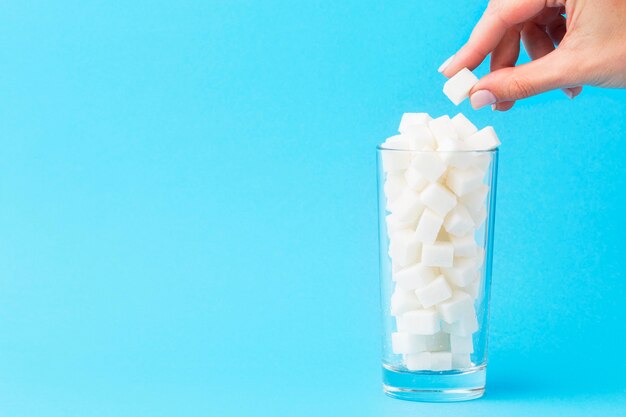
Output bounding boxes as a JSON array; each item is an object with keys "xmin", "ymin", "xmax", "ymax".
[
  {"xmin": 470, "ymin": 90, "xmax": 497, "ymax": 110},
  {"xmin": 438, "ymin": 54, "xmax": 455, "ymax": 73},
  {"xmin": 491, "ymin": 104, "xmax": 497, "ymax": 111},
  {"xmin": 562, "ymin": 88, "xmax": 575, "ymax": 99}
]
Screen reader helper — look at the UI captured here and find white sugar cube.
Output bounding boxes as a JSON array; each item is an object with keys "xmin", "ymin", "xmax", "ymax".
[
  {"xmin": 450, "ymin": 334, "xmax": 474, "ymax": 354},
  {"xmin": 466, "ymin": 126, "xmax": 501, "ymax": 150},
  {"xmin": 385, "ymin": 214, "xmax": 415, "ymax": 238},
  {"xmin": 430, "ymin": 352, "xmax": 453, "ymax": 371},
  {"xmin": 459, "ymin": 184, "xmax": 489, "ymax": 212},
  {"xmin": 399, "ymin": 308, "xmax": 440, "ymax": 335},
  {"xmin": 472, "ymin": 153, "xmax": 492, "ymax": 172},
  {"xmin": 398, "ymin": 113, "xmax": 431, "ymax": 133},
  {"xmin": 443, "ymin": 204, "xmax": 475, "ymax": 236},
  {"xmin": 443, "ymin": 68, "xmax": 479, "ymax": 106},
  {"xmin": 384, "ymin": 173, "xmax": 406, "ymax": 208},
  {"xmin": 451, "ymin": 113, "xmax": 478, "ymax": 138},
  {"xmin": 392, "ymin": 332, "xmax": 428, "ymax": 354},
  {"xmin": 465, "ymin": 278, "xmax": 480, "ymax": 299},
  {"xmin": 403, "ymin": 125, "xmax": 436, "ymax": 150},
  {"xmin": 449, "ymin": 234, "xmax": 478, "ymax": 257},
  {"xmin": 437, "ymin": 290, "xmax": 474, "ymax": 324},
  {"xmin": 469, "ymin": 205, "xmax": 487, "ymax": 227},
  {"xmin": 390, "ymin": 189, "xmax": 425, "ymax": 223},
  {"xmin": 446, "ymin": 167, "xmax": 484, "ymax": 197},
  {"xmin": 404, "ymin": 167, "xmax": 429, "ymax": 192},
  {"xmin": 441, "ymin": 258, "xmax": 478, "ymax": 288},
  {"xmin": 476, "ymin": 247, "xmax": 485, "ymax": 268},
  {"xmin": 414, "ymin": 209, "xmax": 444, "ymax": 243},
  {"xmin": 404, "ymin": 352, "xmax": 431, "ymax": 371},
  {"xmin": 428, "ymin": 115, "xmax": 459, "ymax": 144},
  {"xmin": 420, "ymin": 183, "xmax": 457, "ymax": 217},
  {"xmin": 383, "ymin": 134, "xmax": 412, "ymax": 150},
  {"xmin": 425, "ymin": 332, "xmax": 451, "ymax": 352},
  {"xmin": 441, "ymin": 311, "xmax": 479, "ymax": 336},
  {"xmin": 388, "ymin": 230, "xmax": 422, "ymax": 268},
  {"xmin": 393, "ymin": 263, "xmax": 438, "ymax": 291},
  {"xmin": 414, "ymin": 275, "xmax": 453, "ymax": 308},
  {"xmin": 391, "ymin": 288, "xmax": 422, "ymax": 316},
  {"xmin": 381, "ymin": 150, "xmax": 411, "ymax": 172},
  {"xmin": 421, "ymin": 242, "xmax": 454, "ymax": 268},
  {"xmin": 452, "ymin": 353, "xmax": 472, "ymax": 369},
  {"xmin": 410, "ymin": 152, "xmax": 446, "ymax": 182}
]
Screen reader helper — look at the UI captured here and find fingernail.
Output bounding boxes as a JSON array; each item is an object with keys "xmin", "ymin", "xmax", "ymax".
[
  {"xmin": 438, "ymin": 54, "xmax": 455, "ymax": 73},
  {"xmin": 562, "ymin": 88, "xmax": 575, "ymax": 99},
  {"xmin": 491, "ymin": 104, "xmax": 497, "ymax": 111},
  {"xmin": 470, "ymin": 90, "xmax": 497, "ymax": 110}
]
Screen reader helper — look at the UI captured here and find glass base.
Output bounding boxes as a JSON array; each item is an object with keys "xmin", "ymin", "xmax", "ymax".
[{"xmin": 382, "ymin": 363, "xmax": 486, "ymax": 402}]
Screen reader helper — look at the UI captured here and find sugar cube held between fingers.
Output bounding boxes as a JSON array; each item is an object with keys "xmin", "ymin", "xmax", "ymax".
[
  {"xmin": 443, "ymin": 68, "xmax": 479, "ymax": 105},
  {"xmin": 392, "ymin": 263, "xmax": 438, "ymax": 291},
  {"xmin": 450, "ymin": 334, "xmax": 474, "ymax": 354},
  {"xmin": 410, "ymin": 152, "xmax": 447, "ymax": 182},
  {"xmin": 414, "ymin": 209, "xmax": 444, "ymax": 243},
  {"xmin": 398, "ymin": 113, "xmax": 431, "ymax": 133},
  {"xmin": 421, "ymin": 242, "xmax": 454, "ymax": 267},
  {"xmin": 404, "ymin": 352, "xmax": 431, "ymax": 371},
  {"xmin": 466, "ymin": 126, "xmax": 501, "ymax": 150},
  {"xmin": 428, "ymin": 115, "xmax": 459, "ymax": 143},
  {"xmin": 441, "ymin": 258, "xmax": 478, "ymax": 287},
  {"xmin": 414, "ymin": 275, "xmax": 453, "ymax": 308},
  {"xmin": 390, "ymin": 288, "xmax": 422, "ymax": 316},
  {"xmin": 443, "ymin": 204, "xmax": 475, "ymax": 237},
  {"xmin": 430, "ymin": 352, "xmax": 453, "ymax": 371},
  {"xmin": 399, "ymin": 308, "xmax": 440, "ymax": 335},
  {"xmin": 437, "ymin": 290, "xmax": 475, "ymax": 323},
  {"xmin": 420, "ymin": 183, "xmax": 458, "ymax": 217},
  {"xmin": 391, "ymin": 332, "xmax": 428, "ymax": 354},
  {"xmin": 451, "ymin": 113, "xmax": 478, "ymax": 139}
]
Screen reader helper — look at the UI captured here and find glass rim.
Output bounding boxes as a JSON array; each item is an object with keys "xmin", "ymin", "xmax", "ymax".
[{"xmin": 376, "ymin": 146, "xmax": 499, "ymax": 154}]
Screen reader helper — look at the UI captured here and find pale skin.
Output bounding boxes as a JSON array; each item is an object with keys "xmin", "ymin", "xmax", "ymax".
[{"xmin": 440, "ymin": 0, "xmax": 626, "ymax": 111}]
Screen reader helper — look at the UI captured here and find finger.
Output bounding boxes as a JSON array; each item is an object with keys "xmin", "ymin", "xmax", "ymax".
[
  {"xmin": 546, "ymin": 14, "xmax": 567, "ymax": 45},
  {"xmin": 522, "ymin": 22, "xmax": 579, "ymax": 99},
  {"xmin": 490, "ymin": 28, "xmax": 521, "ymax": 111},
  {"xmin": 442, "ymin": 0, "xmax": 547, "ymax": 77},
  {"xmin": 469, "ymin": 49, "xmax": 578, "ymax": 108}
]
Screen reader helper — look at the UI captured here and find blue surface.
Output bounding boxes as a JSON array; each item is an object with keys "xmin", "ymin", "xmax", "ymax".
[{"xmin": 0, "ymin": 1, "xmax": 625, "ymax": 415}]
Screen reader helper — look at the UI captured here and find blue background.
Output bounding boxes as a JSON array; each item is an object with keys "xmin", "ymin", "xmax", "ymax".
[{"xmin": 0, "ymin": 1, "xmax": 624, "ymax": 415}]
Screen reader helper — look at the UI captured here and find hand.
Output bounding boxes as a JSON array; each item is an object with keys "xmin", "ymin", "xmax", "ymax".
[{"xmin": 440, "ymin": 0, "xmax": 626, "ymax": 111}]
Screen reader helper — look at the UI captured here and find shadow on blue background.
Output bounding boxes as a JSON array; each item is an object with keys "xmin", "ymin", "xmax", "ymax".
[{"xmin": 0, "ymin": 1, "xmax": 624, "ymax": 416}]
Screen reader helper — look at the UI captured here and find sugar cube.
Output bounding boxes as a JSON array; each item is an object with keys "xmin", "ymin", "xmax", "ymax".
[
  {"xmin": 466, "ymin": 126, "xmax": 501, "ymax": 150},
  {"xmin": 399, "ymin": 308, "xmax": 440, "ymax": 335},
  {"xmin": 390, "ymin": 288, "xmax": 422, "ymax": 316},
  {"xmin": 430, "ymin": 352, "xmax": 453, "ymax": 371},
  {"xmin": 388, "ymin": 230, "xmax": 422, "ymax": 268},
  {"xmin": 443, "ymin": 204, "xmax": 475, "ymax": 237},
  {"xmin": 450, "ymin": 334, "xmax": 474, "ymax": 354},
  {"xmin": 392, "ymin": 263, "xmax": 438, "ymax": 291},
  {"xmin": 414, "ymin": 275, "xmax": 453, "ymax": 308},
  {"xmin": 398, "ymin": 113, "xmax": 431, "ymax": 133},
  {"xmin": 420, "ymin": 183, "xmax": 457, "ymax": 217},
  {"xmin": 414, "ymin": 209, "xmax": 444, "ymax": 243},
  {"xmin": 421, "ymin": 242, "xmax": 454, "ymax": 268},
  {"xmin": 443, "ymin": 68, "xmax": 479, "ymax": 106},
  {"xmin": 437, "ymin": 290, "xmax": 475, "ymax": 324},
  {"xmin": 441, "ymin": 258, "xmax": 478, "ymax": 288},
  {"xmin": 410, "ymin": 152, "xmax": 447, "ymax": 182},
  {"xmin": 428, "ymin": 115, "xmax": 459, "ymax": 144},
  {"xmin": 451, "ymin": 113, "xmax": 478, "ymax": 139}
]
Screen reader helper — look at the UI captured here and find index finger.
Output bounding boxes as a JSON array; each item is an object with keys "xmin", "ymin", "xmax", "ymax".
[{"xmin": 441, "ymin": 0, "xmax": 549, "ymax": 77}]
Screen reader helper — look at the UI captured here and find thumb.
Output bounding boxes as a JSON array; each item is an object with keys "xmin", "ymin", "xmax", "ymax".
[{"xmin": 469, "ymin": 50, "xmax": 580, "ymax": 109}]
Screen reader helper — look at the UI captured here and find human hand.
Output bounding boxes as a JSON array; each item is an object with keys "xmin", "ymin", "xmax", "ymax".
[{"xmin": 440, "ymin": 0, "xmax": 626, "ymax": 111}]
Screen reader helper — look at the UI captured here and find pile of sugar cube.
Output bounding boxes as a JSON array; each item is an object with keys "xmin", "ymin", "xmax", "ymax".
[{"xmin": 381, "ymin": 112, "xmax": 500, "ymax": 371}]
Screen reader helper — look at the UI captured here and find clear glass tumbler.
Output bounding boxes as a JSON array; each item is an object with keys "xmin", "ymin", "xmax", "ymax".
[{"xmin": 377, "ymin": 147, "xmax": 498, "ymax": 402}]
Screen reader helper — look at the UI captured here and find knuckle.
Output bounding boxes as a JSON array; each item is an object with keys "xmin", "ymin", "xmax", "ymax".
[{"xmin": 507, "ymin": 75, "xmax": 536, "ymax": 98}]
